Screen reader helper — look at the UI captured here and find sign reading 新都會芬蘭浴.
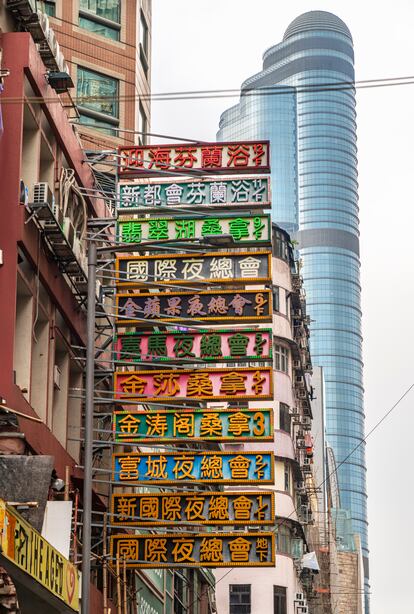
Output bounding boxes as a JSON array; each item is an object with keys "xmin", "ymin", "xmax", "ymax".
[
  {"xmin": 117, "ymin": 141, "xmax": 270, "ymax": 177},
  {"xmin": 111, "ymin": 491, "xmax": 275, "ymax": 527},
  {"xmin": 115, "ymin": 251, "xmax": 272, "ymax": 287},
  {"xmin": 112, "ymin": 451, "xmax": 274, "ymax": 485},
  {"xmin": 110, "ymin": 532, "xmax": 275, "ymax": 568},
  {"xmin": 114, "ymin": 328, "xmax": 272, "ymax": 364},
  {"xmin": 112, "ymin": 408, "xmax": 273, "ymax": 443},
  {"xmin": 116, "ymin": 289, "xmax": 272, "ymax": 326},
  {"xmin": 113, "ymin": 367, "xmax": 273, "ymax": 402},
  {"xmin": 116, "ymin": 176, "xmax": 271, "ymax": 210}
]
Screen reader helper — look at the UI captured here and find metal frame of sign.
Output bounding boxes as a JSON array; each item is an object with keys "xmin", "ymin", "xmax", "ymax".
[
  {"xmin": 115, "ymin": 250, "xmax": 272, "ymax": 288},
  {"xmin": 112, "ymin": 408, "xmax": 274, "ymax": 443},
  {"xmin": 110, "ymin": 491, "xmax": 276, "ymax": 527}
]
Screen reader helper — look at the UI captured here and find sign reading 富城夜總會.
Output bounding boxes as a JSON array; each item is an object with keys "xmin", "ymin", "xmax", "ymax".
[
  {"xmin": 114, "ymin": 367, "xmax": 273, "ymax": 402},
  {"xmin": 113, "ymin": 408, "xmax": 273, "ymax": 443},
  {"xmin": 112, "ymin": 451, "xmax": 274, "ymax": 485},
  {"xmin": 115, "ymin": 251, "xmax": 272, "ymax": 287},
  {"xmin": 116, "ymin": 289, "xmax": 272, "ymax": 326},
  {"xmin": 117, "ymin": 141, "xmax": 270, "ymax": 177},
  {"xmin": 114, "ymin": 328, "xmax": 273, "ymax": 363},
  {"xmin": 116, "ymin": 214, "xmax": 271, "ymax": 245},
  {"xmin": 116, "ymin": 176, "xmax": 271, "ymax": 211},
  {"xmin": 111, "ymin": 491, "xmax": 275, "ymax": 527},
  {"xmin": 110, "ymin": 532, "xmax": 275, "ymax": 568}
]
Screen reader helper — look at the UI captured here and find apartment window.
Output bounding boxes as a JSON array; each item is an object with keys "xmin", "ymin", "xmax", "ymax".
[
  {"xmin": 174, "ymin": 571, "xmax": 187, "ymax": 614},
  {"xmin": 274, "ymin": 586, "xmax": 287, "ymax": 614},
  {"xmin": 79, "ymin": 0, "xmax": 121, "ymax": 41},
  {"xmin": 279, "ymin": 403, "xmax": 291, "ymax": 433},
  {"xmin": 39, "ymin": 0, "xmax": 56, "ymax": 16},
  {"xmin": 272, "ymin": 286, "xmax": 280, "ymax": 312},
  {"xmin": 77, "ymin": 66, "xmax": 119, "ymax": 134},
  {"xmin": 284, "ymin": 462, "xmax": 290, "ymax": 492},
  {"xmin": 138, "ymin": 101, "xmax": 147, "ymax": 144},
  {"xmin": 139, "ymin": 10, "xmax": 149, "ymax": 78},
  {"xmin": 229, "ymin": 585, "xmax": 251, "ymax": 614},
  {"xmin": 276, "ymin": 526, "xmax": 291, "ymax": 555},
  {"xmin": 274, "ymin": 344, "xmax": 288, "ymax": 373}
]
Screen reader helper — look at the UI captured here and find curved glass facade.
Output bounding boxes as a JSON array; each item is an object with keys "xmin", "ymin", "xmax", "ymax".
[{"xmin": 217, "ymin": 11, "xmax": 368, "ymax": 610}]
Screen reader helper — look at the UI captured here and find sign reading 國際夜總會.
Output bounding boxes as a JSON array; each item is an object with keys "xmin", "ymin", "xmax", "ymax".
[
  {"xmin": 110, "ymin": 532, "xmax": 275, "ymax": 568},
  {"xmin": 115, "ymin": 251, "xmax": 271, "ymax": 287},
  {"xmin": 112, "ymin": 451, "xmax": 274, "ymax": 485},
  {"xmin": 116, "ymin": 289, "xmax": 272, "ymax": 326},
  {"xmin": 114, "ymin": 367, "xmax": 273, "ymax": 402},
  {"xmin": 117, "ymin": 176, "xmax": 271, "ymax": 211},
  {"xmin": 113, "ymin": 408, "xmax": 273, "ymax": 443},
  {"xmin": 111, "ymin": 491, "xmax": 275, "ymax": 527},
  {"xmin": 117, "ymin": 141, "xmax": 270, "ymax": 177}
]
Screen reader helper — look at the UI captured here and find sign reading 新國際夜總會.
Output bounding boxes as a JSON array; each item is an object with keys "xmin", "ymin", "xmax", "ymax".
[
  {"xmin": 111, "ymin": 491, "xmax": 275, "ymax": 527},
  {"xmin": 117, "ymin": 141, "xmax": 270, "ymax": 177},
  {"xmin": 115, "ymin": 251, "xmax": 272, "ymax": 287}
]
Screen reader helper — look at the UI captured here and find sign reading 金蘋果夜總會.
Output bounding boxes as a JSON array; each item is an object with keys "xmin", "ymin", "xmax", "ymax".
[
  {"xmin": 116, "ymin": 214, "xmax": 271, "ymax": 245},
  {"xmin": 116, "ymin": 177, "xmax": 271, "ymax": 211},
  {"xmin": 117, "ymin": 141, "xmax": 270, "ymax": 177},
  {"xmin": 114, "ymin": 367, "xmax": 273, "ymax": 402},
  {"xmin": 111, "ymin": 491, "xmax": 275, "ymax": 527},
  {"xmin": 116, "ymin": 289, "xmax": 272, "ymax": 326},
  {"xmin": 115, "ymin": 251, "xmax": 272, "ymax": 287},
  {"xmin": 112, "ymin": 408, "xmax": 273, "ymax": 443},
  {"xmin": 112, "ymin": 451, "xmax": 274, "ymax": 485},
  {"xmin": 114, "ymin": 328, "xmax": 273, "ymax": 364}
]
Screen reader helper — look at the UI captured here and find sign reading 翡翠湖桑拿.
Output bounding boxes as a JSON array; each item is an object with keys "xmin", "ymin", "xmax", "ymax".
[
  {"xmin": 117, "ymin": 141, "xmax": 270, "ymax": 177},
  {"xmin": 111, "ymin": 491, "xmax": 275, "ymax": 527},
  {"xmin": 112, "ymin": 408, "xmax": 273, "ymax": 443},
  {"xmin": 116, "ymin": 214, "xmax": 271, "ymax": 245},
  {"xmin": 117, "ymin": 176, "xmax": 271, "ymax": 210},
  {"xmin": 116, "ymin": 289, "xmax": 272, "ymax": 326},
  {"xmin": 115, "ymin": 251, "xmax": 271, "ymax": 287},
  {"xmin": 114, "ymin": 328, "xmax": 272, "ymax": 364},
  {"xmin": 110, "ymin": 532, "xmax": 275, "ymax": 568},
  {"xmin": 114, "ymin": 367, "xmax": 273, "ymax": 402},
  {"xmin": 112, "ymin": 451, "xmax": 274, "ymax": 485}
]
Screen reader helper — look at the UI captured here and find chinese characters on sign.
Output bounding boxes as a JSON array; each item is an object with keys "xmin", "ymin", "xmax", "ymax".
[
  {"xmin": 114, "ymin": 328, "xmax": 272, "ymax": 363},
  {"xmin": 114, "ymin": 367, "xmax": 273, "ymax": 402},
  {"xmin": 117, "ymin": 177, "xmax": 271, "ymax": 211},
  {"xmin": 116, "ymin": 214, "xmax": 271, "ymax": 245},
  {"xmin": 116, "ymin": 289, "xmax": 272, "ymax": 325},
  {"xmin": 110, "ymin": 532, "xmax": 275, "ymax": 568},
  {"xmin": 116, "ymin": 251, "xmax": 271, "ymax": 287},
  {"xmin": 113, "ymin": 408, "xmax": 273, "ymax": 443},
  {"xmin": 118, "ymin": 141, "xmax": 270, "ymax": 177},
  {"xmin": 112, "ymin": 452, "xmax": 274, "ymax": 485}
]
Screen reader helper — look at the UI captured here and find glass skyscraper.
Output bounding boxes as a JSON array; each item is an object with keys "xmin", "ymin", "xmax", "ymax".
[{"xmin": 217, "ymin": 10, "xmax": 368, "ymax": 609}]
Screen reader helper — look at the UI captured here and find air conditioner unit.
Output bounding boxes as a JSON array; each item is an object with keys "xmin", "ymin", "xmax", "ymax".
[
  {"xmin": 295, "ymin": 482, "xmax": 305, "ymax": 492},
  {"xmin": 295, "ymin": 592, "xmax": 304, "ymax": 602},
  {"xmin": 299, "ymin": 607, "xmax": 308, "ymax": 614},
  {"xmin": 53, "ymin": 365, "xmax": 61, "ymax": 390},
  {"xmin": 297, "ymin": 389, "xmax": 307, "ymax": 400},
  {"xmin": 296, "ymin": 429, "xmax": 304, "ymax": 439},
  {"xmin": 293, "ymin": 360, "xmax": 301, "ymax": 369},
  {"xmin": 301, "ymin": 416, "xmax": 311, "ymax": 427},
  {"xmin": 6, "ymin": 0, "xmax": 37, "ymax": 18},
  {"xmin": 302, "ymin": 457, "xmax": 312, "ymax": 467},
  {"xmin": 32, "ymin": 182, "xmax": 54, "ymax": 208},
  {"xmin": 62, "ymin": 217, "xmax": 75, "ymax": 248},
  {"xmin": 47, "ymin": 28, "xmax": 58, "ymax": 56},
  {"xmin": 295, "ymin": 375, "xmax": 305, "ymax": 386},
  {"xmin": 289, "ymin": 407, "xmax": 300, "ymax": 416}
]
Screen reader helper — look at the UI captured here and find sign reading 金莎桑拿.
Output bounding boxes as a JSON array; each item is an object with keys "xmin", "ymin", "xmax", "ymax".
[
  {"xmin": 112, "ymin": 451, "xmax": 274, "ymax": 485},
  {"xmin": 114, "ymin": 367, "xmax": 273, "ymax": 402},
  {"xmin": 110, "ymin": 532, "xmax": 275, "ymax": 568},
  {"xmin": 117, "ymin": 141, "xmax": 270, "ymax": 177},
  {"xmin": 112, "ymin": 408, "xmax": 273, "ymax": 443},
  {"xmin": 111, "ymin": 491, "xmax": 275, "ymax": 527},
  {"xmin": 115, "ymin": 251, "xmax": 271, "ymax": 287}
]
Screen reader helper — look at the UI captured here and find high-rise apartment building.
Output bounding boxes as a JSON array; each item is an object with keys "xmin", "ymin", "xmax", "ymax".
[{"xmin": 217, "ymin": 11, "xmax": 369, "ymax": 609}]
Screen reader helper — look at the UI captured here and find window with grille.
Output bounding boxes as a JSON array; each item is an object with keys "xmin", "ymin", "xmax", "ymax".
[
  {"xmin": 229, "ymin": 584, "xmax": 251, "ymax": 614},
  {"xmin": 274, "ymin": 586, "xmax": 287, "ymax": 614}
]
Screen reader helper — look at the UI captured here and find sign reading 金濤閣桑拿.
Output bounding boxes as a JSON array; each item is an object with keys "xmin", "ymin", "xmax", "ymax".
[
  {"xmin": 115, "ymin": 251, "xmax": 271, "ymax": 287},
  {"xmin": 117, "ymin": 141, "xmax": 270, "ymax": 177},
  {"xmin": 116, "ymin": 289, "xmax": 272, "ymax": 326},
  {"xmin": 111, "ymin": 491, "xmax": 275, "ymax": 526},
  {"xmin": 114, "ymin": 328, "xmax": 272, "ymax": 363},
  {"xmin": 116, "ymin": 214, "xmax": 271, "ymax": 245},
  {"xmin": 112, "ymin": 451, "xmax": 274, "ymax": 485},
  {"xmin": 110, "ymin": 532, "xmax": 275, "ymax": 568},
  {"xmin": 114, "ymin": 367, "xmax": 273, "ymax": 402},
  {"xmin": 113, "ymin": 408, "xmax": 273, "ymax": 443},
  {"xmin": 117, "ymin": 176, "xmax": 271, "ymax": 210}
]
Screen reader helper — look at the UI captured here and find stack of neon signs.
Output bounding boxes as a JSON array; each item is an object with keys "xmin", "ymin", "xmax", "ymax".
[{"xmin": 111, "ymin": 141, "xmax": 276, "ymax": 569}]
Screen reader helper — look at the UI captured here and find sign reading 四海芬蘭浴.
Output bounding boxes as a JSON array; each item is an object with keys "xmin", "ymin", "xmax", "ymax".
[
  {"xmin": 115, "ymin": 251, "xmax": 272, "ymax": 287},
  {"xmin": 117, "ymin": 141, "xmax": 270, "ymax": 177},
  {"xmin": 111, "ymin": 491, "xmax": 275, "ymax": 526},
  {"xmin": 117, "ymin": 176, "xmax": 271, "ymax": 210},
  {"xmin": 116, "ymin": 289, "xmax": 272, "ymax": 326}
]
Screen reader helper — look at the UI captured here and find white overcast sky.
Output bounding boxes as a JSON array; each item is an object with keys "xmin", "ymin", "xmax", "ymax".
[{"xmin": 151, "ymin": 1, "xmax": 414, "ymax": 611}]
